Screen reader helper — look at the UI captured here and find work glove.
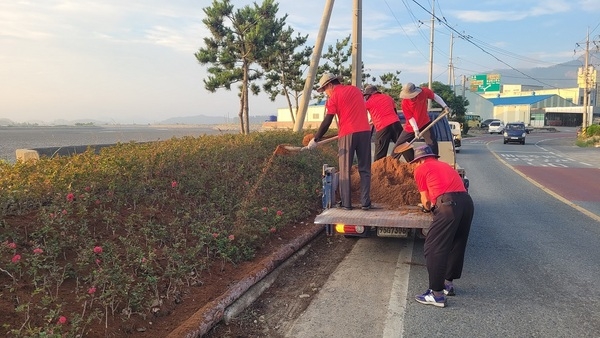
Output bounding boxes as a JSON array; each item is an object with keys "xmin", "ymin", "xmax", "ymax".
[
  {"xmin": 413, "ymin": 128, "xmax": 421, "ymax": 140},
  {"xmin": 307, "ymin": 138, "xmax": 318, "ymax": 150}
]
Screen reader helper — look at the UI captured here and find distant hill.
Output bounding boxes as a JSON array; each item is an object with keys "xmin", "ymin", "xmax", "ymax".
[
  {"xmin": 52, "ymin": 119, "xmax": 108, "ymax": 126},
  {"xmin": 490, "ymin": 60, "xmax": 582, "ymax": 89},
  {"xmin": 0, "ymin": 118, "xmax": 13, "ymax": 126},
  {"xmin": 158, "ymin": 115, "xmax": 272, "ymax": 125}
]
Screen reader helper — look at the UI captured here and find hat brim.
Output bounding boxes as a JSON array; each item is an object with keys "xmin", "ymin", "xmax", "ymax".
[
  {"xmin": 399, "ymin": 88, "xmax": 421, "ymax": 99},
  {"xmin": 316, "ymin": 76, "xmax": 341, "ymax": 93},
  {"xmin": 409, "ymin": 153, "xmax": 438, "ymax": 164}
]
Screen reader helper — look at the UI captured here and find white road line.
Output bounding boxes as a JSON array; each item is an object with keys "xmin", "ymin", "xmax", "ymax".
[
  {"xmin": 491, "ymin": 150, "xmax": 600, "ymax": 223},
  {"xmin": 382, "ymin": 239, "xmax": 414, "ymax": 338}
]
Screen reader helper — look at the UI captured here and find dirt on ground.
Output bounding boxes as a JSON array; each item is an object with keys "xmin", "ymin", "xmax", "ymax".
[
  {"xmin": 205, "ymin": 156, "xmax": 419, "ymax": 337},
  {"xmin": 205, "ymin": 232, "xmax": 357, "ymax": 338}
]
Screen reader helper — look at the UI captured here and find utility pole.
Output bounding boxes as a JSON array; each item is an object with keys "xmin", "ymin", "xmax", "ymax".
[
  {"xmin": 293, "ymin": 0, "xmax": 335, "ymax": 132},
  {"xmin": 427, "ymin": 0, "xmax": 435, "ymax": 109},
  {"xmin": 583, "ymin": 28, "xmax": 590, "ymax": 131},
  {"xmin": 448, "ymin": 33, "xmax": 454, "ymax": 90},
  {"xmin": 351, "ymin": 0, "xmax": 362, "ymax": 87}
]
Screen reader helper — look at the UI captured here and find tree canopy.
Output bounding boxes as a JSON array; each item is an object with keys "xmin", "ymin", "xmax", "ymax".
[
  {"xmin": 196, "ymin": 0, "xmax": 286, "ymax": 134},
  {"xmin": 262, "ymin": 27, "xmax": 312, "ymax": 124}
]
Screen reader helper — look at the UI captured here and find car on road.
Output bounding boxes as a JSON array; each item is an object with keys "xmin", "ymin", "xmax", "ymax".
[
  {"xmin": 448, "ymin": 121, "xmax": 462, "ymax": 153},
  {"xmin": 504, "ymin": 122, "xmax": 527, "ymax": 144},
  {"xmin": 488, "ymin": 120, "xmax": 505, "ymax": 134},
  {"xmin": 481, "ymin": 118, "xmax": 500, "ymax": 129}
]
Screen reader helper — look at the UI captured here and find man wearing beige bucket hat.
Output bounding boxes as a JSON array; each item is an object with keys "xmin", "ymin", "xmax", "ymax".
[
  {"xmin": 393, "ymin": 82, "xmax": 450, "ymax": 162},
  {"xmin": 363, "ymin": 84, "xmax": 403, "ymax": 161},
  {"xmin": 307, "ymin": 73, "xmax": 372, "ymax": 210}
]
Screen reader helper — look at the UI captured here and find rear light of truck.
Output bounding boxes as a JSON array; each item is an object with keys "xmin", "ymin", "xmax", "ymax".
[{"xmin": 334, "ymin": 224, "xmax": 365, "ymax": 234}]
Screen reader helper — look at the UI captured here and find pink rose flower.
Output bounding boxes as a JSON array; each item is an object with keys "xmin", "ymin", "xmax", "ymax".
[
  {"xmin": 57, "ymin": 316, "xmax": 67, "ymax": 324},
  {"xmin": 33, "ymin": 248, "xmax": 43, "ymax": 254},
  {"xmin": 66, "ymin": 193, "xmax": 74, "ymax": 202},
  {"xmin": 11, "ymin": 254, "xmax": 21, "ymax": 263},
  {"xmin": 88, "ymin": 287, "xmax": 97, "ymax": 295},
  {"xmin": 276, "ymin": 210, "xmax": 283, "ymax": 216},
  {"xmin": 262, "ymin": 207, "xmax": 268, "ymax": 212},
  {"xmin": 228, "ymin": 234, "xmax": 235, "ymax": 241},
  {"xmin": 7, "ymin": 242, "xmax": 17, "ymax": 249},
  {"xmin": 171, "ymin": 180, "xmax": 178, "ymax": 188},
  {"xmin": 212, "ymin": 233, "xmax": 219, "ymax": 238},
  {"xmin": 93, "ymin": 246, "xmax": 103, "ymax": 254},
  {"xmin": 269, "ymin": 227, "xmax": 277, "ymax": 233}
]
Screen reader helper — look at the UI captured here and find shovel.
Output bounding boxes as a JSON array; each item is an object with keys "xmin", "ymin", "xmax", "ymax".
[
  {"xmin": 274, "ymin": 135, "xmax": 338, "ymax": 155},
  {"xmin": 393, "ymin": 109, "xmax": 450, "ymax": 154}
]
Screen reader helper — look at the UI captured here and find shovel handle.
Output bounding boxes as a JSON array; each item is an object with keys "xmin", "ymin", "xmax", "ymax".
[
  {"xmin": 301, "ymin": 135, "xmax": 339, "ymax": 151},
  {"xmin": 393, "ymin": 109, "xmax": 450, "ymax": 153},
  {"xmin": 416, "ymin": 109, "xmax": 450, "ymax": 139}
]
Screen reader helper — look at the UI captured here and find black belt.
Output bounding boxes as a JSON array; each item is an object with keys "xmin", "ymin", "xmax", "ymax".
[{"xmin": 434, "ymin": 192, "xmax": 467, "ymax": 209}]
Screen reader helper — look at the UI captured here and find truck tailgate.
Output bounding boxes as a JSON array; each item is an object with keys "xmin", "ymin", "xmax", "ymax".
[{"xmin": 314, "ymin": 207, "xmax": 431, "ymax": 229}]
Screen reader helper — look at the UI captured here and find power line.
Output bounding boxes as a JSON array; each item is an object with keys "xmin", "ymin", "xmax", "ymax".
[{"xmin": 409, "ymin": 0, "xmax": 561, "ymax": 88}]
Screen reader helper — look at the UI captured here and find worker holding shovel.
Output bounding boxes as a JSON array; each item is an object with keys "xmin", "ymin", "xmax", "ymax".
[
  {"xmin": 363, "ymin": 84, "xmax": 403, "ymax": 162},
  {"xmin": 307, "ymin": 73, "xmax": 372, "ymax": 211},
  {"xmin": 393, "ymin": 83, "xmax": 450, "ymax": 162}
]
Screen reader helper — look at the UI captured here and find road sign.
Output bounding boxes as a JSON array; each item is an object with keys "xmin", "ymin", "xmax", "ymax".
[
  {"xmin": 577, "ymin": 66, "xmax": 597, "ymax": 88},
  {"xmin": 470, "ymin": 74, "xmax": 501, "ymax": 92}
]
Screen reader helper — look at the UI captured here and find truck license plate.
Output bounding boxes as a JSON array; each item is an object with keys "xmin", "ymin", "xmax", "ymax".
[{"xmin": 377, "ymin": 227, "xmax": 410, "ymax": 238}]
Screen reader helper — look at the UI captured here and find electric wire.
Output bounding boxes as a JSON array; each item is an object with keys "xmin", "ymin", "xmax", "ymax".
[{"xmin": 409, "ymin": 0, "xmax": 560, "ymax": 89}]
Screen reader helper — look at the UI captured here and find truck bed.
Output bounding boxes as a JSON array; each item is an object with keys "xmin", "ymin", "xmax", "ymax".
[{"xmin": 314, "ymin": 205, "xmax": 431, "ymax": 229}]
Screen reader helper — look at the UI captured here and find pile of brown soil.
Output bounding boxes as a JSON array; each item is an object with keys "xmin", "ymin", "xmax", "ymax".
[{"xmin": 351, "ymin": 156, "xmax": 420, "ymax": 209}]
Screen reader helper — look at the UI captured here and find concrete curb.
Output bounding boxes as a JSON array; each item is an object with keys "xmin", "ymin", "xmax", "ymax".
[
  {"xmin": 166, "ymin": 224, "xmax": 324, "ymax": 338},
  {"xmin": 16, "ymin": 144, "xmax": 123, "ymax": 162}
]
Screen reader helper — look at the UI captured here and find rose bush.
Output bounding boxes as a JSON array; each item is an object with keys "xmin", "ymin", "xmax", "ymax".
[{"xmin": 0, "ymin": 130, "xmax": 337, "ymax": 337}]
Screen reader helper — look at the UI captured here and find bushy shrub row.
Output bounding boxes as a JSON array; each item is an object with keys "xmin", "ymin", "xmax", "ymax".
[{"xmin": 0, "ymin": 130, "xmax": 337, "ymax": 337}]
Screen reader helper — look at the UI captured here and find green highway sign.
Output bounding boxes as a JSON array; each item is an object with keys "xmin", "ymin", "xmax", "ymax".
[{"xmin": 470, "ymin": 74, "xmax": 501, "ymax": 92}]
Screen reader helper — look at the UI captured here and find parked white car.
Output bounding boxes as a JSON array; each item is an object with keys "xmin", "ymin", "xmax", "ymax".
[
  {"xmin": 448, "ymin": 121, "xmax": 462, "ymax": 153},
  {"xmin": 488, "ymin": 121, "xmax": 505, "ymax": 134}
]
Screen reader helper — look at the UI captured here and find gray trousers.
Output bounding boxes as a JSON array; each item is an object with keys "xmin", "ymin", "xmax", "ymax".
[{"xmin": 338, "ymin": 131, "xmax": 371, "ymax": 208}]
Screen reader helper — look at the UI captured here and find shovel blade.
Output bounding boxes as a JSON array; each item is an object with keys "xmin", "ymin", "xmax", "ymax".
[{"xmin": 393, "ymin": 142, "xmax": 412, "ymax": 154}]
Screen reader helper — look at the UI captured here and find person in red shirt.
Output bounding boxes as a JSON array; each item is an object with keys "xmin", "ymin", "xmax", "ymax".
[
  {"xmin": 363, "ymin": 85, "xmax": 403, "ymax": 161},
  {"xmin": 307, "ymin": 73, "xmax": 372, "ymax": 210},
  {"xmin": 411, "ymin": 145, "xmax": 474, "ymax": 308},
  {"xmin": 393, "ymin": 82, "xmax": 450, "ymax": 162}
]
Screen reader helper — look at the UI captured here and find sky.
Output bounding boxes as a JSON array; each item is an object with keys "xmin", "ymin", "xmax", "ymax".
[{"xmin": 2, "ymin": 0, "xmax": 600, "ymax": 124}]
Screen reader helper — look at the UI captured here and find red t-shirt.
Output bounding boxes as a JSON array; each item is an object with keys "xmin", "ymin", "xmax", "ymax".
[
  {"xmin": 365, "ymin": 93, "xmax": 400, "ymax": 131},
  {"xmin": 325, "ymin": 85, "xmax": 371, "ymax": 137},
  {"xmin": 414, "ymin": 157, "xmax": 466, "ymax": 205},
  {"xmin": 401, "ymin": 87, "xmax": 434, "ymax": 132}
]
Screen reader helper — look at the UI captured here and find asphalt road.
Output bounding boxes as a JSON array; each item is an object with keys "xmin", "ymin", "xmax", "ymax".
[{"xmin": 286, "ymin": 129, "xmax": 600, "ymax": 338}]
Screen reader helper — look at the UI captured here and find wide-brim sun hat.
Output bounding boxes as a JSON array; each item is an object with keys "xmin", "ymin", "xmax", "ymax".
[
  {"xmin": 409, "ymin": 145, "xmax": 439, "ymax": 164},
  {"xmin": 399, "ymin": 82, "xmax": 422, "ymax": 99},
  {"xmin": 316, "ymin": 73, "xmax": 342, "ymax": 93}
]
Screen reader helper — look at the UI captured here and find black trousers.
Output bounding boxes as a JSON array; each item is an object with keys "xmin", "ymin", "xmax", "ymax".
[
  {"xmin": 338, "ymin": 131, "xmax": 371, "ymax": 208},
  {"xmin": 424, "ymin": 192, "xmax": 474, "ymax": 292},
  {"xmin": 374, "ymin": 121, "xmax": 403, "ymax": 162}
]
